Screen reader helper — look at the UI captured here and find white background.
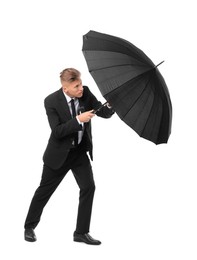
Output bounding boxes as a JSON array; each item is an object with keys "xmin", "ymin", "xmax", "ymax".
[{"xmin": 0, "ymin": 0, "xmax": 196, "ymax": 259}]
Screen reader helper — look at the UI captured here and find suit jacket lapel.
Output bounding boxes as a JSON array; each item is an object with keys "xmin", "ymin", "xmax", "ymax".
[
  {"xmin": 58, "ymin": 88, "xmax": 72, "ymax": 120},
  {"xmin": 79, "ymin": 98, "xmax": 85, "ymax": 112},
  {"xmin": 58, "ymin": 88, "xmax": 87, "ymax": 119}
]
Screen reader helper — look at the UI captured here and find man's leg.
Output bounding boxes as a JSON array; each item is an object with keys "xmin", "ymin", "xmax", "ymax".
[
  {"xmin": 24, "ymin": 165, "xmax": 67, "ymax": 230},
  {"xmin": 71, "ymin": 152, "xmax": 95, "ymax": 234}
]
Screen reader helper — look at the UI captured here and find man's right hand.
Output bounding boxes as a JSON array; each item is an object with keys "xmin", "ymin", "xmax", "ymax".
[{"xmin": 77, "ymin": 110, "xmax": 95, "ymax": 123}]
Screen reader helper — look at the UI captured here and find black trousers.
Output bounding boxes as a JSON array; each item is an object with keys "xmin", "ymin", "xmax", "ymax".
[{"xmin": 24, "ymin": 146, "xmax": 95, "ymax": 234}]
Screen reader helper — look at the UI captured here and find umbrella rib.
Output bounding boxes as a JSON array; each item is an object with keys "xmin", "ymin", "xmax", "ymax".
[{"xmin": 89, "ymin": 63, "xmax": 150, "ymax": 73}]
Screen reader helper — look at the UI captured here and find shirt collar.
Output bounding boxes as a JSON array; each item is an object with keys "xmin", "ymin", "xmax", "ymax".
[{"xmin": 62, "ymin": 90, "xmax": 73, "ymax": 103}]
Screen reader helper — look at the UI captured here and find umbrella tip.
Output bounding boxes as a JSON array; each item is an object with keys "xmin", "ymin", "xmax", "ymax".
[{"xmin": 155, "ymin": 60, "xmax": 165, "ymax": 68}]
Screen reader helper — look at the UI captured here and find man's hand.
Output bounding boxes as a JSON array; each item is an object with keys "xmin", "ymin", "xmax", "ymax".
[{"xmin": 77, "ymin": 110, "xmax": 95, "ymax": 123}]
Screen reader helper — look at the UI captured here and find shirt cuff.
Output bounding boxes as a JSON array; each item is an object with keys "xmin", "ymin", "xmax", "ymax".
[
  {"xmin": 107, "ymin": 103, "xmax": 112, "ymax": 109},
  {"xmin": 76, "ymin": 116, "xmax": 81, "ymax": 124}
]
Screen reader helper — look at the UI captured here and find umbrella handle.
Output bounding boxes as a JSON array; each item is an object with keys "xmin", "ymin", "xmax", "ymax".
[{"xmin": 93, "ymin": 102, "xmax": 108, "ymax": 113}]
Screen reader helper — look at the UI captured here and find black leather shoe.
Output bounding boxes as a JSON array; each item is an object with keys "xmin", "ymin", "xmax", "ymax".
[
  {"xmin": 24, "ymin": 228, "xmax": 37, "ymax": 242},
  {"xmin": 73, "ymin": 232, "xmax": 101, "ymax": 245}
]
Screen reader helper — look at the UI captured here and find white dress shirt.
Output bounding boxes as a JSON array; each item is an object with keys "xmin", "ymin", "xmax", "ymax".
[{"xmin": 63, "ymin": 91, "xmax": 84, "ymax": 144}]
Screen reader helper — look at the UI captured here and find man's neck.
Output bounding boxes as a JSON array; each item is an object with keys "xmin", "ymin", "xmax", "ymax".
[{"xmin": 62, "ymin": 90, "xmax": 75, "ymax": 102}]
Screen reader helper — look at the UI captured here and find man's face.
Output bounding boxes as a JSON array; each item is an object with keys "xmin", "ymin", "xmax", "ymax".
[{"xmin": 62, "ymin": 79, "xmax": 84, "ymax": 98}]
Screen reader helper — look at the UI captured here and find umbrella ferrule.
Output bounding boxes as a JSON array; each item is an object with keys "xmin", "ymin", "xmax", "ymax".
[{"xmin": 155, "ymin": 60, "xmax": 165, "ymax": 68}]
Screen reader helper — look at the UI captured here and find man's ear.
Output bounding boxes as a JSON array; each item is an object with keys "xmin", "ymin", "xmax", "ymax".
[{"xmin": 62, "ymin": 85, "xmax": 67, "ymax": 93}]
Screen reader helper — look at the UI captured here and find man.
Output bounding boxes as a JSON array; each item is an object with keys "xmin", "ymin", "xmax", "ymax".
[{"xmin": 24, "ymin": 68, "xmax": 114, "ymax": 245}]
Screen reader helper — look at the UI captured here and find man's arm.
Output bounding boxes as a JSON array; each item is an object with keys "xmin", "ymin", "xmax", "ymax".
[{"xmin": 85, "ymin": 86, "xmax": 115, "ymax": 118}]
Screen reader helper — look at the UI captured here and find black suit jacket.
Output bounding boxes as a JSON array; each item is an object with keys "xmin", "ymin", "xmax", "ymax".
[{"xmin": 43, "ymin": 86, "xmax": 114, "ymax": 169}]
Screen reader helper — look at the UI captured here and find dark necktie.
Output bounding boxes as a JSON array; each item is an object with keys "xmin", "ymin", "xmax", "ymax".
[{"xmin": 70, "ymin": 99, "xmax": 78, "ymax": 146}]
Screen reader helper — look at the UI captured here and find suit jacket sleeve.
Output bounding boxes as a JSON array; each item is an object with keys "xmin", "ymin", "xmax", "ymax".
[{"xmin": 83, "ymin": 86, "xmax": 114, "ymax": 118}]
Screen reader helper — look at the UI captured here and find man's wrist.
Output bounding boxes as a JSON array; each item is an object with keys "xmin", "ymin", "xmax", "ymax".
[{"xmin": 76, "ymin": 116, "xmax": 82, "ymax": 124}]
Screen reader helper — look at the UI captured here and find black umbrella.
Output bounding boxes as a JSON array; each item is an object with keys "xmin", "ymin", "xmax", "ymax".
[{"xmin": 82, "ymin": 30, "xmax": 172, "ymax": 144}]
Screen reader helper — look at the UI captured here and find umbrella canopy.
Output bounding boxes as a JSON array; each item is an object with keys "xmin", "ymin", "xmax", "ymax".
[{"xmin": 82, "ymin": 30, "xmax": 172, "ymax": 144}]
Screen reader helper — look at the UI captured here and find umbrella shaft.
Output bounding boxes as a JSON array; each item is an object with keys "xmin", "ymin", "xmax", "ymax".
[{"xmin": 93, "ymin": 102, "xmax": 108, "ymax": 113}]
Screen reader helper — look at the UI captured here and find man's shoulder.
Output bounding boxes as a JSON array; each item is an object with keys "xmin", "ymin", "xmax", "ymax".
[
  {"xmin": 82, "ymin": 85, "xmax": 92, "ymax": 96},
  {"xmin": 44, "ymin": 88, "xmax": 62, "ymax": 103}
]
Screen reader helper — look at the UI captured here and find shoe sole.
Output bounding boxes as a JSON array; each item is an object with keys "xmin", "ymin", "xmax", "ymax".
[
  {"xmin": 74, "ymin": 237, "xmax": 101, "ymax": 245},
  {"xmin": 25, "ymin": 237, "xmax": 37, "ymax": 242}
]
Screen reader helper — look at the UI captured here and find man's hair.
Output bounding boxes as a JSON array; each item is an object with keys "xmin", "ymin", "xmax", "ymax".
[{"xmin": 60, "ymin": 68, "xmax": 81, "ymax": 82}]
